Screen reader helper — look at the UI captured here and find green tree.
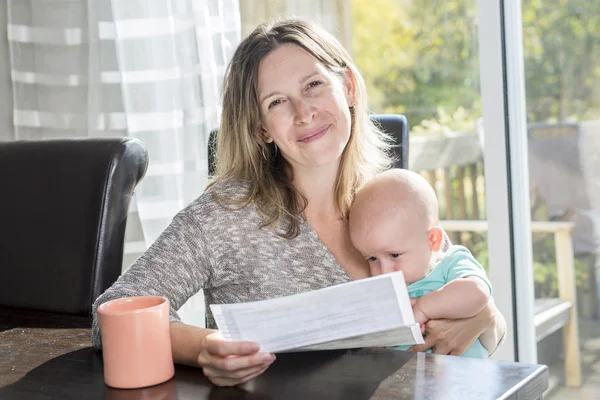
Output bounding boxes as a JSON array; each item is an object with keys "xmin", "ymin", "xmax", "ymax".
[
  {"xmin": 522, "ymin": 0, "xmax": 600, "ymax": 122},
  {"xmin": 351, "ymin": 0, "xmax": 418, "ymax": 115},
  {"xmin": 352, "ymin": 0, "xmax": 480, "ymax": 129},
  {"xmin": 352, "ymin": 0, "xmax": 600, "ymax": 128}
]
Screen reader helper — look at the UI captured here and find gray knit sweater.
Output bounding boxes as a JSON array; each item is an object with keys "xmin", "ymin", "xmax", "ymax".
[{"xmin": 91, "ymin": 180, "xmax": 354, "ymax": 348}]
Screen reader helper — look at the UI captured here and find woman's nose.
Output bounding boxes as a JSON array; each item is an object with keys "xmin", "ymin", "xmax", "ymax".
[{"xmin": 293, "ymin": 99, "xmax": 315, "ymax": 125}]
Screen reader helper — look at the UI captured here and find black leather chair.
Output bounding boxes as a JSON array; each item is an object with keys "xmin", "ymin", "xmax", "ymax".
[
  {"xmin": 0, "ymin": 138, "xmax": 148, "ymax": 318},
  {"xmin": 372, "ymin": 114, "xmax": 409, "ymax": 169},
  {"xmin": 207, "ymin": 114, "xmax": 409, "ymax": 176}
]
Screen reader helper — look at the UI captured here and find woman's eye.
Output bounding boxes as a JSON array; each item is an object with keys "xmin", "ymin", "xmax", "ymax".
[
  {"xmin": 390, "ymin": 253, "xmax": 400, "ymax": 259},
  {"xmin": 307, "ymin": 80, "xmax": 323, "ymax": 89},
  {"xmin": 268, "ymin": 99, "xmax": 281, "ymax": 109},
  {"xmin": 367, "ymin": 256, "xmax": 377, "ymax": 262}
]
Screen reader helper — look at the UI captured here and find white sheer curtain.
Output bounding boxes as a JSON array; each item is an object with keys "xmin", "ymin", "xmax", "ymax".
[
  {"xmin": 239, "ymin": 0, "xmax": 351, "ymax": 49},
  {"xmin": 5, "ymin": 0, "xmax": 240, "ymax": 326},
  {"xmin": 108, "ymin": 0, "xmax": 240, "ymax": 245}
]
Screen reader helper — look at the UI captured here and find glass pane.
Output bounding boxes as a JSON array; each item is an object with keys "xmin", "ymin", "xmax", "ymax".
[
  {"xmin": 522, "ymin": 0, "xmax": 600, "ymax": 396},
  {"xmin": 242, "ymin": 0, "xmax": 501, "ymax": 357},
  {"xmin": 353, "ymin": 0, "xmax": 490, "ymax": 289}
]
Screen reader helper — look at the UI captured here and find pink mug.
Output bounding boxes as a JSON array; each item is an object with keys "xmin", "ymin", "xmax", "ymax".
[{"xmin": 97, "ymin": 296, "xmax": 175, "ymax": 389}]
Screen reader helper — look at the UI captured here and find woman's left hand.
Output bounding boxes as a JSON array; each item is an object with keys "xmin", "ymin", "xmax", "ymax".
[{"xmin": 408, "ymin": 311, "xmax": 490, "ymax": 356}]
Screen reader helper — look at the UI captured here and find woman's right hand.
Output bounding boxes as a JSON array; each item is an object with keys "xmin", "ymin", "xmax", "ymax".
[{"xmin": 198, "ymin": 331, "xmax": 276, "ymax": 387}]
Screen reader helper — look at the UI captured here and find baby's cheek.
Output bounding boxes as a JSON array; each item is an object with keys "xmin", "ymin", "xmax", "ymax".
[
  {"xmin": 408, "ymin": 262, "xmax": 431, "ymax": 282},
  {"xmin": 403, "ymin": 268, "xmax": 422, "ymax": 285}
]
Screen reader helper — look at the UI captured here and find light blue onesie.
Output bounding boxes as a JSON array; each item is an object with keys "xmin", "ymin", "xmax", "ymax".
[{"xmin": 393, "ymin": 245, "xmax": 492, "ymax": 358}]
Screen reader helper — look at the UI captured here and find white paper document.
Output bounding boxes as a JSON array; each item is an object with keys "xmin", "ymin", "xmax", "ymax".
[{"xmin": 210, "ymin": 271, "xmax": 425, "ymax": 353}]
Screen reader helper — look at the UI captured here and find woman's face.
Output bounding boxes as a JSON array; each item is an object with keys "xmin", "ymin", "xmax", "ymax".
[{"xmin": 257, "ymin": 43, "xmax": 355, "ymax": 172}]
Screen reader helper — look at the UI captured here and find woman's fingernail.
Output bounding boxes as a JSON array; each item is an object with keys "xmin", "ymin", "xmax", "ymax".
[{"xmin": 262, "ymin": 354, "xmax": 275, "ymax": 362}]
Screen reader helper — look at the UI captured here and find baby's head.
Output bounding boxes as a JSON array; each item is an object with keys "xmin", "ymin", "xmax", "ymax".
[{"xmin": 349, "ymin": 169, "xmax": 444, "ymax": 284}]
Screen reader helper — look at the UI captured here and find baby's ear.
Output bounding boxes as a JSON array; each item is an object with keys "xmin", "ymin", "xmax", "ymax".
[{"xmin": 428, "ymin": 226, "xmax": 444, "ymax": 252}]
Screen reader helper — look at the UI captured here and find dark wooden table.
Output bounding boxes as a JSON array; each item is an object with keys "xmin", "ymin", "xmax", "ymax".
[{"xmin": 0, "ymin": 308, "xmax": 548, "ymax": 399}]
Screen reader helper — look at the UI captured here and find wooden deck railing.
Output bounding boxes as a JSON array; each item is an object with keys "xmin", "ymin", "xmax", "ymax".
[{"xmin": 441, "ymin": 219, "xmax": 582, "ymax": 387}]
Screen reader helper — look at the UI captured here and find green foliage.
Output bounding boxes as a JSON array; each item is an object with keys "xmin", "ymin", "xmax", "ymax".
[
  {"xmin": 530, "ymin": 233, "xmax": 589, "ymax": 297},
  {"xmin": 468, "ymin": 232, "xmax": 589, "ymax": 298},
  {"xmin": 469, "ymin": 235, "xmax": 489, "ymax": 274},
  {"xmin": 352, "ymin": 0, "xmax": 600, "ymax": 128},
  {"xmin": 522, "ymin": 0, "xmax": 600, "ymax": 122},
  {"xmin": 411, "ymin": 105, "xmax": 479, "ymax": 135},
  {"xmin": 352, "ymin": 0, "xmax": 481, "ymax": 128}
]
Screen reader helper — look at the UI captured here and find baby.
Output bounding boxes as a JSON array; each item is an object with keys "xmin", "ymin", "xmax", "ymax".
[{"xmin": 349, "ymin": 168, "xmax": 492, "ymax": 358}]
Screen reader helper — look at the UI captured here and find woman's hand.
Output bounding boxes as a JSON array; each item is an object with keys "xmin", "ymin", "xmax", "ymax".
[
  {"xmin": 408, "ymin": 305, "xmax": 492, "ymax": 356},
  {"xmin": 411, "ymin": 298, "xmax": 429, "ymax": 333},
  {"xmin": 198, "ymin": 331, "xmax": 276, "ymax": 387}
]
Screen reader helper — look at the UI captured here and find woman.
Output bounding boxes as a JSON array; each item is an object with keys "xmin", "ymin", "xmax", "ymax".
[{"xmin": 92, "ymin": 18, "xmax": 505, "ymax": 387}]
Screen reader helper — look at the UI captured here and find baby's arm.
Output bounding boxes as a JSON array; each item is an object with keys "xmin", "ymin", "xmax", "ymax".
[{"xmin": 413, "ymin": 277, "xmax": 491, "ymax": 324}]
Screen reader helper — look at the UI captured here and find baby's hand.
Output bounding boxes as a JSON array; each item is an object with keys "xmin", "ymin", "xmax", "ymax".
[{"xmin": 411, "ymin": 299, "xmax": 429, "ymax": 333}]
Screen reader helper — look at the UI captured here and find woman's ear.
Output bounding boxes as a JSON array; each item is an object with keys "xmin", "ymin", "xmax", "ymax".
[
  {"xmin": 428, "ymin": 226, "xmax": 444, "ymax": 252},
  {"xmin": 257, "ymin": 124, "xmax": 273, "ymax": 143},
  {"xmin": 343, "ymin": 68, "xmax": 357, "ymax": 107}
]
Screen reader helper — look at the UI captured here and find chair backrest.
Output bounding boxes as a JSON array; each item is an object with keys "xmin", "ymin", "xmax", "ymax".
[
  {"xmin": 207, "ymin": 114, "xmax": 409, "ymax": 176},
  {"xmin": 371, "ymin": 114, "xmax": 409, "ymax": 169},
  {"xmin": 0, "ymin": 138, "xmax": 148, "ymax": 317}
]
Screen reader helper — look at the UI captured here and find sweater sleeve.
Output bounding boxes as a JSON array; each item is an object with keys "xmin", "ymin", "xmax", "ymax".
[{"xmin": 91, "ymin": 210, "xmax": 213, "ymax": 349}]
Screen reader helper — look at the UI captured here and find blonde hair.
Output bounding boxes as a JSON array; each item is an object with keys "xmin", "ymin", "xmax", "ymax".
[{"xmin": 207, "ymin": 18, "xmax": 393, "ymax": 238}]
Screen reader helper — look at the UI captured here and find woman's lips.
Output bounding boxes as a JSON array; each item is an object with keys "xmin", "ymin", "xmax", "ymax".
[{"xmin": 298, "ymin": 125, "xmax": 331, "ymax": 143}]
